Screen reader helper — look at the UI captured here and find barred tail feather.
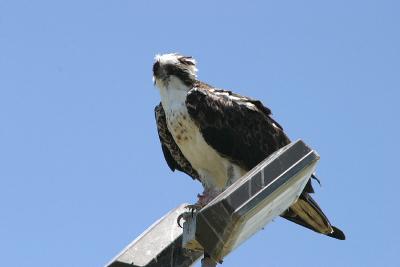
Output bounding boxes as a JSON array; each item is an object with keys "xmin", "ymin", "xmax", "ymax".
[{"xmin": 282, "ymin": 193, "xmax": 345, "ymax": 240}]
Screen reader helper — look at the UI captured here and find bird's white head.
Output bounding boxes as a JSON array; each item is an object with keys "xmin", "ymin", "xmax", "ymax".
[{"xmin": 153, "ymin": 53, "xmax": 198, "ymax": 88}]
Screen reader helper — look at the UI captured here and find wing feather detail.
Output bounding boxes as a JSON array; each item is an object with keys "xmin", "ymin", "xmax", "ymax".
[{"xmin": 185, "ymin": 83, "xmax": 291, "ymax": 171}]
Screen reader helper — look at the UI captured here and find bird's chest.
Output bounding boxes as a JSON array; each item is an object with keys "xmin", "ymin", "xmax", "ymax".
[
  {"xmin": 165, "ymin": 105, "xmax": 208, "ymax": 163},
  {"xmin": 165, "ymin": 104, "xmax": 194, "ymax": 145},
  {"xmin": 164, "ymin": 103, "xmax": 229, "ymax": 187},
  {"xmin": 160, "ymin": 86, "xmax": 200, "ymax": 149}
]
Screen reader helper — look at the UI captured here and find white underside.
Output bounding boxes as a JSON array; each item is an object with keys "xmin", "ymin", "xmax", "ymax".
[{"xmin": 157, "ymin": 77, "xmax": 246, "ymax": 191}]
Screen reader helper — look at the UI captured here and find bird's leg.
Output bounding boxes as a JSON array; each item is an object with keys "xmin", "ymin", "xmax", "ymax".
[
  {"xmin": 196, "ymin": 193, "xmax": 208, "ymax": 207},
  {"xmin": 197, "ymin": 188, "xmax": 221, "ymax": 206}
]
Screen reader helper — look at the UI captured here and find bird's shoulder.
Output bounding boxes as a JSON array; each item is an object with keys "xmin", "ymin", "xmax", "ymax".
[{"xmin": 186, "ymin": 81, "xmax": 284, "ymax": 130}]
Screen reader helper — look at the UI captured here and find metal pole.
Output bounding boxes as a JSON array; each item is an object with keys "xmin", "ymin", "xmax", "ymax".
[{"xmin": 201, "ymin": 254, "xmax": 217, "ymax": 267}]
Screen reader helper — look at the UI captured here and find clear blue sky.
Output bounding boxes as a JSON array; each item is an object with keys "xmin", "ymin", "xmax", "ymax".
[{"xmin": 1, "ymin": 1, "xmax": 399, "ymax": 266}]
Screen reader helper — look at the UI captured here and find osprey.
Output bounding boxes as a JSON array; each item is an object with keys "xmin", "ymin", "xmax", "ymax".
[{"xmin": 153, "ymin": 53, "xmax": 345, "ymax": 240}]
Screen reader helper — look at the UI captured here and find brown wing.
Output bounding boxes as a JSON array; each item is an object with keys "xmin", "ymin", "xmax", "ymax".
[{"xmin": 185, "ymin": 82, "xmax": 290, "ymax": 171}]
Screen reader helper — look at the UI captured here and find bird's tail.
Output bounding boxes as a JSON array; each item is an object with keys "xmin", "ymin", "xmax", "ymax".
[{"xmin": 282, "ymin": 193, "xmax": 345, "ymax": 240}]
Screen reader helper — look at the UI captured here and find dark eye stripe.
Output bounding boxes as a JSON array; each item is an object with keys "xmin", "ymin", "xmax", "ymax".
[
  {"xmin": 153, "ymin": 61, "xmax": 160, "ymax": 75},
  {"xmin": 165, "ymin": 64, "xmax": 194, "ymax": 86}
]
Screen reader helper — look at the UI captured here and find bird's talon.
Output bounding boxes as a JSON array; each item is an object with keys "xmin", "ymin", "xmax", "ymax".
[
  {"xmin": 176, "ymin": 204, "xmax": 202, "ymax": 228},
  {"xmin": 177, "ymin": 214, "xmax": 185, "ymax": 228}
]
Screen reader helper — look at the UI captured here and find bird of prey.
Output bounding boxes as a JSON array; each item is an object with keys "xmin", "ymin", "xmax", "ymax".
[{"xmin": 153, "ymin": 53, "xmax": 345, "ymax": 240}]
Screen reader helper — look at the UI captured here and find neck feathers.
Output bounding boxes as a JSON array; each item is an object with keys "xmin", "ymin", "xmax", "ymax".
[{"xmin": 158, "ymin": 76, "xmax": 191, "ymax": 112}]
